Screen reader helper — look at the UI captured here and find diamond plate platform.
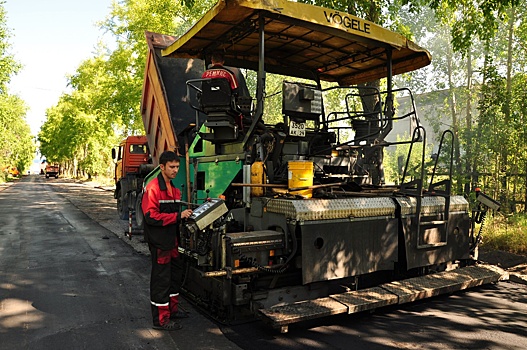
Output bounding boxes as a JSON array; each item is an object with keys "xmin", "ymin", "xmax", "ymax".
[
  {"xmin": 265, "ymin": 197, "xmax": 396, "ymax": 220},
  {"xmin": 381, "ymin": 265, "xmax": 505, "ymax": 304},
  {"xmin": 259, "ymin": 264, "xmax": 506, "ymax": 333},
  {"xmin": 259, "ymin": 297, "xmax": 348, "ymax": 327},
  {"xmin": 330, "ymin": 287, "xmax": 398, "ymax": 313},
  {"xmin": 395, "ymin": 195, "xmax": 469, "ymax": 216}
]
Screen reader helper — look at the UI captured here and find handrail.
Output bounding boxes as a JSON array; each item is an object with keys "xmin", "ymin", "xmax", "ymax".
[
  {"xmin": 399, "ymin": 125, "xmax": 426, "ymax": 197},
  {"xmin": 428, "ymin": 130, "xmax": 454, "ymax": 195},
  {"xmin": 317, "ymin": 86, "xmax": 421, "ymax": 153}
]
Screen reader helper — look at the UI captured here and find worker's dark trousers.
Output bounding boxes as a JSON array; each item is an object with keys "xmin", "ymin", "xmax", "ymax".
[{"xmin": 149, "ymin": 245, "xmax": 180, "ymax": 326}]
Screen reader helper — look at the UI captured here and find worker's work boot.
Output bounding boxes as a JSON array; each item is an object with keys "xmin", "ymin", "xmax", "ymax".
[
  {"xmin": 152, "ymin": 320, "xmax": 182, "ymax": 331},
  {"xmin": 169, "ymin": 293, "xmax": 189, "ymax": 319},
  {"xmin": 151, "ymin": 302, "xmax": 180, "ymax": 329}
]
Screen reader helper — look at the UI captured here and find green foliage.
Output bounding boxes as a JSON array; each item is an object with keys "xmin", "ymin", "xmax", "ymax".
[
  {"xmin": 0, "ymin": 93, "xmax": 34, "ymax": 179},
  {"xmin": 0, "ymin": 3, "xmax": 21, "ymax": 93},
  {"xmin": 38, "ymin": 0, "xmax": 214, "ymax": 178},
  {"xmin": 399, "ymin": 0, "xmax": 519, "ymax": 53},
  {"xmin": 296, "ymin": 0, "xmax": 387, "ymax": 24},
  {"xmin": 383, "ymin": 134, "xmax": 434, "ymax": 185},
  {"xmin": 481, "ymin": 213, "xmax": 527, "ymax": 254},
  {"xmin": 38, "ymin": 88, "xmax": 120, "ymax": 177},
  {"xmin": 391, "ymin": 1, "xmax": 527, "ymax": 210},
  {"xmin": 39, "ymin": 96, "xmax": 84, "ymax": 164},
  {"xmin": 0, "ymin": 2, "xmax": 34, "ymax": 181},
  {"xmin": 262, "ymin": 74, "xmax": 284, "ymax": 125},
  {"xmin": 475, "ymin": 64, "xmax": 527, "ymax": 211}
]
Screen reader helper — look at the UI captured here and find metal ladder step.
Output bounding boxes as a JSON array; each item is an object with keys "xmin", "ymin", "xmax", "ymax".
[
  {"xmin": 419, "ymin": 220, "xmax": 447, "ymax": 226},
  {"xmin": 258, "ymin": 264, "xmax": 506, "ymax": 333},
  {"xmin": 417, "ymin": 219, "xmax": 448, "ymax": 248}
]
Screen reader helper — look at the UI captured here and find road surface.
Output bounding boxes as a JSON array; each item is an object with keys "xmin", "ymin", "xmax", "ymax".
[{"xmin": 0, "ymin": 176, "xmax": 239, "ymax": 350}]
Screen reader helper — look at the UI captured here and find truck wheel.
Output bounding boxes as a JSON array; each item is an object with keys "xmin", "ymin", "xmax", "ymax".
[
  {"xmin": 135, "ymin": 192, "xmax": 144, "ymax": 229},
  {"xmin": 117, "ymin": 189, "xmax": 129, "ymax": 220}
]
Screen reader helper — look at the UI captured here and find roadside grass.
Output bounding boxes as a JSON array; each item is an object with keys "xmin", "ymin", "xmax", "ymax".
[
  {"xmin": 77, "ymin": 175, "xmax": 115, "ymax": 188},
  {"xmin": 0, "ymin": 175, "xmax": 20, "ymax": 183},
  {"xmin": 480, "ymin": 213, "xmax": 527, "ymax": 254}
]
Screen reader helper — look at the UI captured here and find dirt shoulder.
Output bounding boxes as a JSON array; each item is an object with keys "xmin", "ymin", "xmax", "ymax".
[
  {"xmin": 479, "ymin": 248, "xmax": 527, "ymax": 268},
  {"xmin": 479, "ymin": 248, "xmax": 527, "ymax": 284}
]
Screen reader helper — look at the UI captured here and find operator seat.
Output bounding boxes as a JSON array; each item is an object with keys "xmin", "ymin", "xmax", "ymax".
[
  {"xmin": 200, "ymin": 78, "xmax": 240, "ymax": 143},
  {"xmin": 201, "ymin": 78, "xmax": 237, "ymax": 115}
]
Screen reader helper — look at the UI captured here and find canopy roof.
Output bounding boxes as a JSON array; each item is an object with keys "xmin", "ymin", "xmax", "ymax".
[{"xmin": 162, "ymin": 0, "xmax": 431, "ymax": 85}]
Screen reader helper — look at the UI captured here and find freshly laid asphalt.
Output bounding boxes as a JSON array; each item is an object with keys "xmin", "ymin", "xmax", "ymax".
[{"xmin": 0, "ymin": 176, "xmax": 240, "ymax": 349}]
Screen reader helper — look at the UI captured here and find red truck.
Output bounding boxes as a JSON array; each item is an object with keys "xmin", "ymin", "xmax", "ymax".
[
  {"xmin": 45, "ymin": 163, "xmax": 59, "ymax": 178},
  {"xmin": 112, "ymin": 136, "xmax": 153, "ymax": 220}
]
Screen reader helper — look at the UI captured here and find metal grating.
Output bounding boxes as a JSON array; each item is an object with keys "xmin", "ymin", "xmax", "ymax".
[
  {"xmin": 450, "ymin": 195, "xmax": 470, "ymax": 212},
  {"xmin": 259, "ymin": 264, "xmax": 505, "ymax": 332},
  {"xmin": 265, "ymin": 197, "xmax": 396, "ymax": 221},
  {"xmin": 381, "ymin": 265, "xmax": 504, "ymax": 304},
  {"xmin": 259, "ymin": 297, "xmax": 348, "ymax": 326},
  {"xmin": 330, "ymin": 287, "xmax": 398, "ymax": 314},
  {"xmin": 396, "ymin": 195, "xmax": 469, "ymax": 216}
]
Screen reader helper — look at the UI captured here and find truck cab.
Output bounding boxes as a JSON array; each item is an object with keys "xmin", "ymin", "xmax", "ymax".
[
  {"xmin": 44, "ymin": 163, "xmax": 59, "ymax": 178},
  {"xmin": 113, "ymin": 135, "xmax": 152, "ymax": 219}
]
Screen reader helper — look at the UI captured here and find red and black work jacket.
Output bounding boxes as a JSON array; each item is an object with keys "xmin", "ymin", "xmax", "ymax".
[
  {"xmin": 141, "ymin": 172, "xmax": 182, "ymax": 250},
  {"xmin": 201, "ymin": 64, "xmax": 239, "ymax": 91}
]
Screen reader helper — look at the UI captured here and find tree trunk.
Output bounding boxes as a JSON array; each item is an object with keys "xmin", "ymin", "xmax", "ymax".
[
  {"xmin": 472, "ymin": 45, "xmax": 491, "ymax": 193},
  {"xmin": 524, "ymin": 160, "xmax": 527, "ymax": 213},
  {"xmin": 500, "ymin": 6, "xmax": 515, "ymax": 212},
  {"xmin": 446, "ymin": 45, "xmax": 462, "ymax": 194},
  {"xmin": 464, "ymin": 49, "xmax": 473, "ymax": 196}
]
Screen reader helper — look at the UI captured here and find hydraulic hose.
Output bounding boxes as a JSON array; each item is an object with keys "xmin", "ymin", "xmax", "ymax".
[{"xmin": 471, "ymin": 205, "xmax": 487, "ymax": 252}]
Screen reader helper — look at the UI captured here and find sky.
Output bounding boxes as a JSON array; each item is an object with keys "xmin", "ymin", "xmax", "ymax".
[{"xmin": 4, "ymin": 0, "xmax": 114, "ymax": 136}]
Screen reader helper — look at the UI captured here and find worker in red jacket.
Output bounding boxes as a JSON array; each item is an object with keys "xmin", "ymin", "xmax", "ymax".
[
  {"xmin": 201, "ymin": 51, "xmax": 239, "ymax": 92},
  {"xmin": 202, "ymin": 51, "xmax": 244, "ymax": 129},
  {"xmin": 141, "ymin": 151, "xmax": 193, "ymax": 331}
]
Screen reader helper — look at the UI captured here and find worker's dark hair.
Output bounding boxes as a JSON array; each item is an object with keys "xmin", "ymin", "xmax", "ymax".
[
  {"xmin": 211, "ymin": 51, "xmax": 225, "ymax": 64},
  {"xmin": 159, "ymin": 151, "xmax": 180, "ymax": 165}
]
